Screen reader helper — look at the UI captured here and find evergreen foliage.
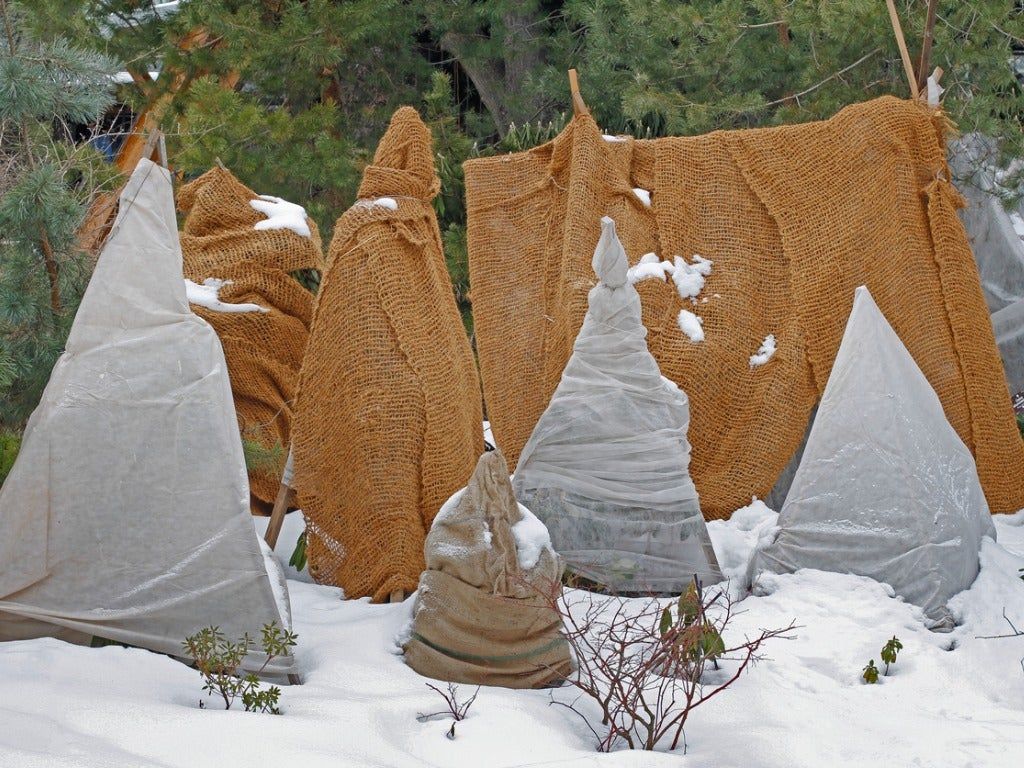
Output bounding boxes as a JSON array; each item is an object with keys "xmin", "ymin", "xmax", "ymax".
[
  {"xmin": 7, "ymin": 0, "xmax": 1023, "ymax": 423},
  {"xmin": 0, "ymin": 0, "xmax": 118, "ymax": 428}
]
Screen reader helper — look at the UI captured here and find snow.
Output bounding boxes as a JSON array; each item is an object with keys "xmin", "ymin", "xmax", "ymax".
[
  {"xmin": 627, "ymin": 253, "xmax": 674, "ymax": 284},
  {"xmin": 671, "ymin": 256, "xmax": 707, "ymax": 300},
  {"xmin": 249, "ymin": 195, "xmax": 312, "ymax": 238},
  {"xmin": 3, "ymin": 508, "xmax": 1024, "ymax": 766},
  {"xmin": 602, "ymin": 134, "xmax": 628, "ymax": 142},
  {"xmin": 356, "ymin": 197, "xmax": 399, "ymax": 211},
  {"xmin": 632, "ymin": 188, "xmax": 652, "ymax": 207},
  {"xmin": 511, "ymin": 504, "xmax": 553, "ymax": 570},
  {"xmin": 185, "ymin": 278, "xmax": 268, "ymax": 314},
  {"xmin": 750, "ymin": 334, "xmax": 777, "ymax": 367},
  {"xmin": 677, "ymin": 308, "xmax": 704, "ymax": 342}
]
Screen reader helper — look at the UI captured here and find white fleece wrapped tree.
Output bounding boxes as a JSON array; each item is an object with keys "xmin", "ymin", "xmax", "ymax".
[
  {"xmin": 751, "ymin": 286, "xmax": 996, "ymax": 629},
  {"xmin": 513, "ymin": 217, "xmax": 722, "ymax": 594},
  {"xmin": 0, "ymin": 160, "xmax": 293, "ymax": 672}
]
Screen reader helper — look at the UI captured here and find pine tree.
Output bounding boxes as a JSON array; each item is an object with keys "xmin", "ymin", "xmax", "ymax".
[{"xmin": 0, "ymin": 0, "xmax": 118, "ymax": 427}]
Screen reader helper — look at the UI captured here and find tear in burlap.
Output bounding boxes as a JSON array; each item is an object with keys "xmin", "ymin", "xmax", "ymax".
[
  {"xmin": 178, "ymin": 167, "xmax": 323, "ymax": 508},
  {"xmin": 292, "ymin": 107, "xmax": 484, "ymax": 601},
  {"xmin": 465, "ymin": 96, "xmax": 1024, "ymax": 518},
  {"xmin": 404, "ymin": 450, "xmax": 571, "ymax": 688}
]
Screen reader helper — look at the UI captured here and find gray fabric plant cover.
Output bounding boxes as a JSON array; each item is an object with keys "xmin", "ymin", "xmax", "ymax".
[
  {"xmin": 752, "ymin": 286, "xmax": 995, "ymax": 629},
  {"xmin": 952, "ymin": 135, "xmax": 1024, "ymax": 396},
  {"xmin": 513, "ymin": 217, "xmax": 722, "ymax": 594},
  {"xmin": 0, "ymin": 159, "xmax": 294, "ymax": 673}
]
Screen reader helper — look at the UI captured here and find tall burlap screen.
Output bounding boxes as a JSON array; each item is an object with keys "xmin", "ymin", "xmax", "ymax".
[
  {"xmin": 178, "ymin": 168, "xmax": 323, "ymax": 506},
  {"xmin": 466, "ymin": 96, "xmax": 1024, "ymax": 519},
  {"xmin": 292, "ymin": 107, "xmax": 484, "ymax": 601}
]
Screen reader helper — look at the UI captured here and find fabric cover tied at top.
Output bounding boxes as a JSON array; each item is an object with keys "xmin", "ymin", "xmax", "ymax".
[{"xmin": 513, "ymin": 217, "xmax": 722, "ymax": 595}]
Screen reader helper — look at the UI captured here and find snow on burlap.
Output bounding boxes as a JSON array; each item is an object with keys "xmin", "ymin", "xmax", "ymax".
[
  {"xmin": 751, "ymin": 286, "xmax": 995, "ymax": 629},
  {"xmin": 513, "ymin": 217, "xmax": 722, "ymax": 594},
  {"xmin": 404, "ymin": 450, "xmax": 571, "ymax": 688},
  {"xmin": 0, "ymin": 160, "xmax": 293, "ymax": 672}
]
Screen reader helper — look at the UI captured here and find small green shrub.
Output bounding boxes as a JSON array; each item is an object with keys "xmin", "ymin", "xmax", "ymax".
[
  {"xmin": 862, "ymin": 659, "xmax": 879, "ymax": 684},
  {"xmin": 182, "ymin": 622, "xmax": 297, "ymax": 714},
  {"xmin": 880, "ymin": 636, "xmax": 903, "ymax": 675}
]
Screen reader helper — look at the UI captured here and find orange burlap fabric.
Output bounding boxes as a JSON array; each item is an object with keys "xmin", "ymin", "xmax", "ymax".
[
  {"xmin": 292, "ymin": 107, "xmax": 484, "ymax": 601},
  {"xmin": 178, "ymin": 167, "xmax": 323, "ymax": 506},
  {"xmin": 465, "ymin": 96, "xmax": 1024, "ymax": 519}
]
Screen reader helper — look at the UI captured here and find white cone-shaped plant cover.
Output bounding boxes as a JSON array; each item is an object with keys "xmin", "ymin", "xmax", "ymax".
[
  {"xmin": 513, "ymin": 217, "xmax": 722, "ymax": 594},
  {"xmin": 752, "ymin": 286, "xmax": 995, "ymax": 629},
  {"xmin": 0, "ymin": 160, "xmax": 293, "ymax": 672}
]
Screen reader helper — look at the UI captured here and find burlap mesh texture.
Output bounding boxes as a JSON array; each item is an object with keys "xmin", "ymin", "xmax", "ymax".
[
  {"xmin": 404, "ymin": 449, "xmax": 572, "ymax": 688},
  {"xmin": 178, "ymin": 167, "xmax": 323, "ymax": 506},
  {"xmin": 292, "ymin": 107, "xmax": 484, "ymax": 601},
  {"xmin": 465, "ymin": 96, "xmax": 1024, "ymax": 519}
]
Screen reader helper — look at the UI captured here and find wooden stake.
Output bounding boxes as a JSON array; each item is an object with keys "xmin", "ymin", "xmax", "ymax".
[
  {"xmin": 916, "ymin": 0, "xmax": 939, "ymax": 93},
  {"xmin": 568, "ymin": 69, "xmax": 590, "ymax": 118},
  {"xmin": 265, "ymin": 448, "xmax": 295, "ymax": 550},
  {"xmin": 389, "ymin": 590, "xmax": 406, "ymax": 604},
  {"xmin": 884, "ymin": 0, "xmax": 920, "ymax": 99}
]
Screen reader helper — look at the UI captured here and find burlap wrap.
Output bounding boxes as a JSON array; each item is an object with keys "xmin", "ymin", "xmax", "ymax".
[
  {"xmin": 178, "ymin": 168, "xmax": 323, "ymax": 507},
  {"xmin": 465, "ymin": 96, "xmax": 1024, "ymax": 518},
  {"xmin": 404, "ymin": 450, "xmax": 572, "ymax": 688},
  {"xmin": 292, "ymin": 107, "xmax": 484, "ymax": 601}
]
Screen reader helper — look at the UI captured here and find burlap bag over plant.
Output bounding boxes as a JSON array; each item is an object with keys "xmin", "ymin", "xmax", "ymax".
[
  {"xmin": 465, "ymin": 96, "xmax": 1024, "ymax": 518},
  {"xmin": 292, "ymin": 107, "xmax": 484, "ymax": 601},
  {"xmin": 178, "ymin": 167, "xmax": 323, "ymax": 506},
  {"xmin": 404, "ymin": 450, "xmax": 572, "ymax": 688}
]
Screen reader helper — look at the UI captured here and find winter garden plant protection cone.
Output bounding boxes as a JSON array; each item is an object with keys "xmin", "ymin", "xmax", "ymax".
[
  {"xmin": 513, "ymin": 217, "xmax": 722, "ymax": 595},
  {"xmin": 178, "ymin": 166, "xmax": 324, "ymax": 509},
  {"xmin": 465, "ymin": 96, "xmax": 1024, "ymax": 518},
  {"xmin": 0, "ymin": 159, "xmax": 294, "ymax": 673},
  {"xmin": 291, "ymin": 107, "xmax": 484, "ymax": 602},
  {"xmin": 751, "ymin": 286, "xmax": 996, "ymax": 630},
  {"xmin": 404, "ymin": 449, "xmax": 572, "ymax": 689}
]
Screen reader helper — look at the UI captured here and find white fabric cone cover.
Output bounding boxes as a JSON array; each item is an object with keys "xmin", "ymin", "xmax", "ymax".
[
  {"xmin": 0, "ymin": 159, "xmax": 293, "ymax": 672},
  {"xmin": 513, "ymin": 217, "xmax": 722, "ymax": 594},
  {"xmin": 752, "ymin": 286, "xmax": 995, "ymax": 629}
]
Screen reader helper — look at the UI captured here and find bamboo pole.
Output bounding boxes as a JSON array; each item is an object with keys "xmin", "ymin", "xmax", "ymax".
[{"xmin": 884, "ymin": 0, "xmax": 920, "ymax": 99}]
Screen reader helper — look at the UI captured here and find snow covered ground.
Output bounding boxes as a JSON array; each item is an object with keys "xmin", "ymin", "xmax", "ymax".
[{"xmin": 2, "ymin": 506, "xmax": 1023, "ymax": 767}]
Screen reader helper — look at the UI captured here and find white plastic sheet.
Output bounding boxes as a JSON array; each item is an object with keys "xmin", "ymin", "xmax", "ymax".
[
  {"xmin": 513, "ymin": 217, "xmax": 722, "ymax": 594},
  {"xmin": 752, "ymin": 287, "xmax": 995, "ymax": 629},
  {"xmin": 0, "ymin": 159, "xmax": 294, "ymax": 672}
]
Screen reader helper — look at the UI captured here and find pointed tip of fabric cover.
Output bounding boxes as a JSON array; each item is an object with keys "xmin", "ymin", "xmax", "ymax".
[
  {"xmin": 592, "ymin": 217, "xmax": 629, "ymax": 288},
  {"xmin": 357, "ymin": 106, "xmax": 439, "ymax": 201},
  {"xmin": 68, "ymin": 156, "xmax": 187, "ymax": 347}
]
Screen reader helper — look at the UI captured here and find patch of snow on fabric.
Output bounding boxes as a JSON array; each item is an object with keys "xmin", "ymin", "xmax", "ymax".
[
  {"xmin": 431, "ymin": 488, "xmax": 466, "ymax": 528},
  {"xmin": 512, "ymin": 504, "xmax": 552, "ymax": 570},
  {"xmin": 602, "ymin": 134, "xmax": 627, "ymax": 142},
  {"xmin": 632, "ymin": 188, "xmax": 652, "ymax": 207},
  {"xmin": 750, "ymin": 334, "xmax": 777, "ymax": 367},
  {"xmin": 355, "ymin": 197, "xmax": 399, "ymax": 211},
  {"xmin": 627, "ymin": 253, "xmax": 674, "ymax": 284},
  {"xmin": 249, "ymin": 195, "xmax": 311, "ymax": 238},
  {"xmin": 185, "ymin": 278, "xmax": 267, "ymax": 314},
  {"xmin": 677, "ymin": 309, "xmax": 704, "ymax": 342},
  {"xmin": 690, "ymin": 253, "xmax": 713, "ymax": 276},
  {"xmin": 672, "ymin": 256, "xmax": 706, "ymax": 300}
]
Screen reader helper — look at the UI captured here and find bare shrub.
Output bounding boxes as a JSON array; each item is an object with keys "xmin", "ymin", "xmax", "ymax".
[{"xmin": 541, "ymin": 576, "xmax": 795, "ymax": 753}]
